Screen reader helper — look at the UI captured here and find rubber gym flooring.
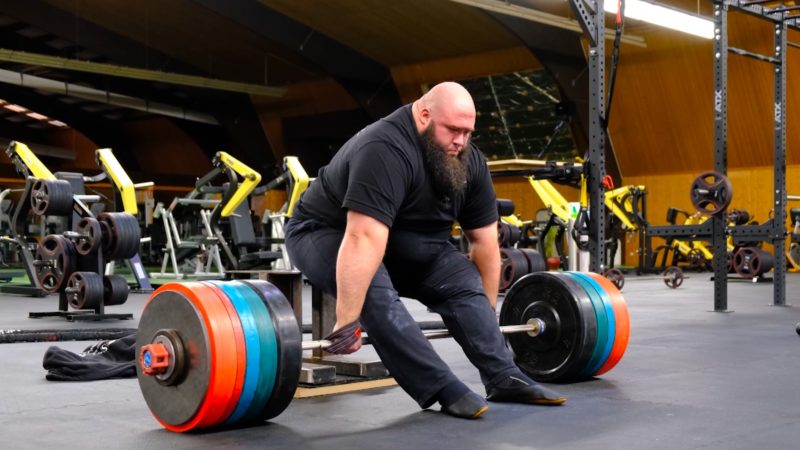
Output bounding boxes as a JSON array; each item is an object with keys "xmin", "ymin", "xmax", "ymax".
[{"xmin": 2, "ymin": 273, "xmax": 800, "ymax": 450}]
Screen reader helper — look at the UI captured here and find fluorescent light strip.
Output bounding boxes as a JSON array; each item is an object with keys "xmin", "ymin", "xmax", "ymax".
[{"xmin": 604, "ymin": 0, "xmax": 714, "ymax": 39}]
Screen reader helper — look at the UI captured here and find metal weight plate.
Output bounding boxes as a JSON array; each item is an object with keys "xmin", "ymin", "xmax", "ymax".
[
  {"xmin": 603, "ymin": 268, "xmax": 625, "ymax": 291},
  {"xmin": 497, "ymin": 222, "xmax": 511, "ymax": 247},
  {"xmin": 65, "ymin": 272, "xmax": 104, "ymax": 310},
  {"xmin": 98, "ymin": 212, "xmax": 141, "ymax": 260},
  {"xmin": 733, "ymin": 247, "xmax": 760, "ymax": 278},
  {"xmin": 690, "ymin": 171, "xmax": 733, "ymax": 215},
  {"xmin": 35, "ymin": 235, "xmax": 77, "ymax": 293},
  {"xmin": 30, "ymin": 179, "xmax": 73, "ymax": 216},
  {"xmin": 200, "ymin": 282, "xmax": 248, "ymax": 427},
  {"xmin": 570, "ymin": 272, "xmax": 616, "ymax": 378},
  {"xmin": 233, "ymin": 281, "xmax": 279, "ymax": 424},
  {"xmin": 499, "ymin": 272, "xmax": 598, "ymax": 382},
  {"xmin": 136, "ymin": 282, "xmax": 240, "ymax": 432},
  {"xmin": 75, "ymin": 217, "xmax": 102, "ymax": 256},
  {"xmin": 586, "ymin": 273, "xmax": 630, "ymax": 375},
  {"xmin": 519, "ymin": 248, "xmax": 546, "ymax": 273},
  {"xmin": 500, "ymin": 248, "xmax": 530, "ymax": 290},
  {"xmin": 726, "ymin": 251, "xmax": 735, "ymax": 273},
  {"xmin": 207, "ymin": 281, "xmax": 264, "ymax": 426},
  {"xmin": 119, "ymin": 213, "xmax": 143, "ymax": 258},
  {"xmin": 241, "ymin": 280, "xmax": 302, "ymax": 421},
  {"xmin": 499, "ymin": 256, "xmax": 513, "ymax": 291},
  {"xmin": 662, "ymin": 266, "xmax": 684, "ymax": 289},
  {"xmin": 102, "ymin": 274, "xmax": 129, "ymax": 306}
]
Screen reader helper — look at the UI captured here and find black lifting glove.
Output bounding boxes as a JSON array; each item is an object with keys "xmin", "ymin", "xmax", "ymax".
[{"xmin": 323, "ymin": 321, "xmax": 362, "ymax": 355}]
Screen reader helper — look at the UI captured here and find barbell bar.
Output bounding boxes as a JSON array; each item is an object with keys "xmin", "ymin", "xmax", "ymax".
[{"xmin": 300, "ymin": 320, "xmax": 547, "ymax": 351}]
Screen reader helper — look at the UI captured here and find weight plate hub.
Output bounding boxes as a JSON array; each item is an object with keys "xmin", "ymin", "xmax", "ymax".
[
  {"xmin": 570, "ymin": 272, "xmax": 616, "ymax": 377},
  {"xmin": 499, "ymin": 272, "xmax": 598, "ymax": 382},
  {"xmin": 586, "ymin": 273, "xmax": 630, "ymax": 375}
]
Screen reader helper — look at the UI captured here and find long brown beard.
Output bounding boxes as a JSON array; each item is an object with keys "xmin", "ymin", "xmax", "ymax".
[{"xmin": 420, "ymin": 124, "xmax": 469, "ymax": 198}]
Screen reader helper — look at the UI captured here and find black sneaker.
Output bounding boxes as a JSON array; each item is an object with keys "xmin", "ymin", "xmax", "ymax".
[
  {"xmin": 486, "ymin": 375, "xmax": 566, "ymax": 405},
  {"xmin": 441, "ymin": 391, "xmax": 489, "ymax": 419}
]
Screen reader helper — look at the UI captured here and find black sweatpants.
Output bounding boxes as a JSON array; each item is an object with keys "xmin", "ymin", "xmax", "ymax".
[{"xmin": 285, "ymin": 217, "xmax": 523, "ymax": 408}]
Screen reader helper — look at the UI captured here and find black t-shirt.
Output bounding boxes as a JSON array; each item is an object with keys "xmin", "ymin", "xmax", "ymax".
[{"xmin": 293, "ymin": 104, "xmax": 498, "ymax": 242}]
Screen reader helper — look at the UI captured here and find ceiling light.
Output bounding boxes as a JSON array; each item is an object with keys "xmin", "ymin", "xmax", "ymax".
[
  {"xmin": 26, "ymin": 112, "xmax": 48, "ymax": 120},
  {"xmin": 604, "ymin": 0, "xmax": 714, "ymax": 39},
  {"xmin": 4, "ymin": 103, "xmax": 27, "ymax": 112}
]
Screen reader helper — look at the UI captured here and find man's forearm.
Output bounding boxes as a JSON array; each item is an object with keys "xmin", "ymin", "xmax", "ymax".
[
  {"xmin": 334, "ymin": 212, "xmax": 388, "ymax": 329},
  {"xmin": 470, "ymin": 241, "xmax": 501, "ymax": 309},
  {"xmin": 335, "ymin": 234, "xmax": 383, "ymax": 326}
]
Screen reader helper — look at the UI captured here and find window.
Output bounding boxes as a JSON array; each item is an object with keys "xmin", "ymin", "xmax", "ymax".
[{"xmin": 460, "ymin": 70, "xmax": 576, "ymax": 162}]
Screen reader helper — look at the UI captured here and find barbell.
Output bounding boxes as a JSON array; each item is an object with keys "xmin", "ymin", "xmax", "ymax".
[
  {"xmin": 300, "ymin": 320, "xmax": 547, "ymax": 351},
  {"xmin": 136, "ymin": 271, "xmax": 629, "ymax": 432}
]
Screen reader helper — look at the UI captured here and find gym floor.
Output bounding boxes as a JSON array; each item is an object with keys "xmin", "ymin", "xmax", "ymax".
[{"xmin": 2, "ymin": 273, "xmax": 800, "ymax": 450}]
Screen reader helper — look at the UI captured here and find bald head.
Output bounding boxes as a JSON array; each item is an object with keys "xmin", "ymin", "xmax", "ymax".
[
  {"xmin": 418, "ymin": 82, "xmax": 476, "ymax": 121},
  {"xmin": 412, "ymin": 82, "xmax": 476, "ymax": 157}
]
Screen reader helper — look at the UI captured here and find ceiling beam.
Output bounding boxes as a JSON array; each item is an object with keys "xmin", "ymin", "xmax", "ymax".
[
  {"xmin": 191, "ymin": 0, "xmax": 402, "ymax": 119},
  {"xmin": 448, "ymin": 0, "xmax": 646, "ymax": 47},
  {"xmin": 0, "ymin": 48, "xmax": 287, "ymax": 97}
]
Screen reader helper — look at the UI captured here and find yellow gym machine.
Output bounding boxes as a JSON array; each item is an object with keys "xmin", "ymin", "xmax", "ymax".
[{"xmin": 152, "ymin": 152, "xmax": 308, "ymax": 278}]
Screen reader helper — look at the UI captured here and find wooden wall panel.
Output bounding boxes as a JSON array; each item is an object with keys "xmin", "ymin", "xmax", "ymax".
[
  {"xmin": 261, "ymin": 0, "xmax": 521, "ymax": 66},
  {"xmin": 609, "ymin": 11, "xmax": 800, "ymax": 178},
  {"xmin": 123, "ymin": 118, "xmax": 210, "ymax": 177},
  {"xmin": 47, "ymin": 128, "xmax": 100, "ymax": 173}
]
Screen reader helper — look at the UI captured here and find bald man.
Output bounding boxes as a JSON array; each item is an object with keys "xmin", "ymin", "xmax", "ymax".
[{"xmin": 285, "ymin": 82, "xmax": 565, "ymax": 419}]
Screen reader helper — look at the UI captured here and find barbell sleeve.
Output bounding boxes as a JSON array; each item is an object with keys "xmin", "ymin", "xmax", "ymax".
[{"xmin": 301, "ymin": 319, "xmax": 545, "ymax": 351}]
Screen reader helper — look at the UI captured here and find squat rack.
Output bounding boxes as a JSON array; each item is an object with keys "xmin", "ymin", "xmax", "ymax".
[
  {"xmin": 569, "ymin": 0, "xmax": 792, "ymax": 311},
  {"xmin": 568, "ymin": 0, "xmax": 609, "ymax": 275},
  {"xmin": 711, "ymin": 0, "xmax": 791, "ymax": 309}
]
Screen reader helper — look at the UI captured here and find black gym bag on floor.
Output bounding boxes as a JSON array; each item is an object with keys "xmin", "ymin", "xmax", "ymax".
[{"xmin": 42, "ymin": 331, "xmax": 137, "ymax": 381}]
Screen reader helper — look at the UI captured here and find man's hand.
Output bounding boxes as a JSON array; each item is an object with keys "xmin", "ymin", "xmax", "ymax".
[{"xmin": 323, "ymin": 320, "xmax": 363, "ymax": 354}]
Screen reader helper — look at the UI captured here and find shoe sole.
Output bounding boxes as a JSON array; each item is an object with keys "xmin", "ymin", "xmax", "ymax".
[
  {"xmin": 472, "ymin": 405, "xmax": 489, "ymax": 418},
  {"xmin": 528, "ymin": 397, "xmax": 567, "ymax": 406}
]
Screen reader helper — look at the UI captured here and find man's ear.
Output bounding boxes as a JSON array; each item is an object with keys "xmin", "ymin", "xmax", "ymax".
[{"xmin": 418, "ymin": 106, "xmax": 431, "ymax": 127}]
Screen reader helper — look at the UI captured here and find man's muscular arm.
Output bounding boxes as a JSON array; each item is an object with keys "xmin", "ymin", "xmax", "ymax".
[
  {"xmin": 465, "ymin": 221, "xmax": 501, "ymax": 310},
  {"xmin": 334, "ymin": 210, "xmax": 390, "ymax": 329}
]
